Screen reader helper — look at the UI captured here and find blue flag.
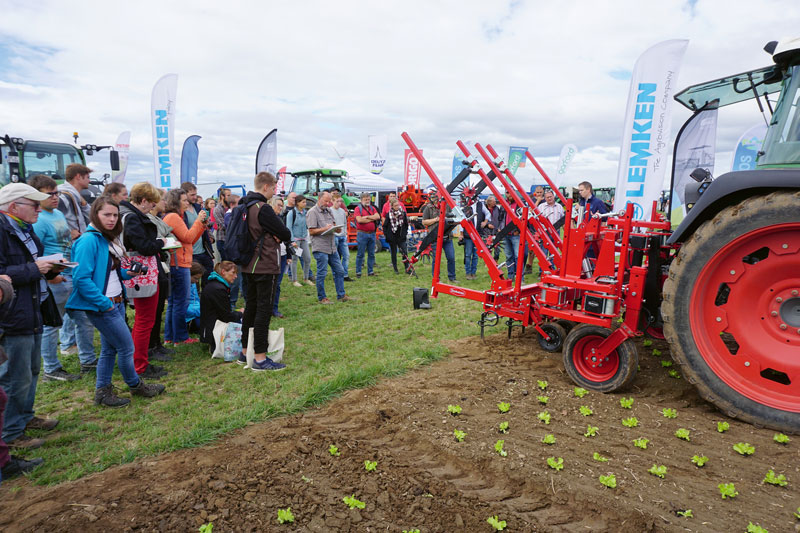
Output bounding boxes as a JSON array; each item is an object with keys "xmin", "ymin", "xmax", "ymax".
[{"xmin": 180, "ymin": 135, "xmax": 201, "ymax": 184}]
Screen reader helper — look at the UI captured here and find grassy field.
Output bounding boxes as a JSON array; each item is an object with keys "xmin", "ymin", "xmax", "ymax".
[{"xmin": 27, "ymin": 250, "xmax": 496, "ymax": 485}]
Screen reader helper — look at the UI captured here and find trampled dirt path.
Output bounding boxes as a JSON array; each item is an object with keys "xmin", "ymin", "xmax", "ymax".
[{"xmin": 1, "ymin": 332, "xmax": 799, "ymax": 532}]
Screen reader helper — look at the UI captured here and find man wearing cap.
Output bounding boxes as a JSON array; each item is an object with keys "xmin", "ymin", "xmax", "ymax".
[
  {"xmin": 0, "ymin": 184, "xmax": 65, "ymax": 451},
  {"xmin": 422, "ymin": 191, "xmax": 457, "ymax": 282}
]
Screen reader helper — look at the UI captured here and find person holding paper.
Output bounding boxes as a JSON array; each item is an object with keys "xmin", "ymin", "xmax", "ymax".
[{"xmin": 307, "ymin": 192, "xmax": 348, "ymax": 304}]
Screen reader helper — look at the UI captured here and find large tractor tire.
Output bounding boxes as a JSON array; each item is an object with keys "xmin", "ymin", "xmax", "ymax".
[{"xmin": 662, "ymin": 191, "xmax": 800, "ymax": 433}]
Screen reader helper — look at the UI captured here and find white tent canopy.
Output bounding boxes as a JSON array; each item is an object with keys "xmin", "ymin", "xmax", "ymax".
[{"xmin": 328, "ymin": 157, "xmax": 401, "ymax": 192}]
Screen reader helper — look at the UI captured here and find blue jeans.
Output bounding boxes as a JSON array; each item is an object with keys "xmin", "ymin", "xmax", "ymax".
[
  {"xmin": 0, "ymin": 334, "xmax": 42, "ymax": 442},
  {"xmin": 166, "ymin": 265, "xmax": 190, "ymax": 342},
  {"xmin": 273, "ymin": 255, "xmax": 288, "ymax": 314},
  {"xmin": 335, "ymin": 234, "xmax": 350, "ymax": 277},
  {"xmin": 230, "ymin": 265, "xmax": 242, "ymax": 307},
  {"xmin": 356, "ymin": 231, "xmax": 376, "ymax": 275},
  {"xmin": 42, "ymin": 278, "xmax": 96, "ymax": 372},
  {"xmin": 85, "ymin": 302, "xmax": 139, "ymax": 389},
  {"xmin": 463, "ymin": 238, "xmax": 478, "ymax": 276},
  {"xmin": 313, "ymin": 251, "xmax": 345, "ymax": 300},
  {"xmin": 431, "ymin": 239, "xmax": 456, "ymax": 281},
  {"xmin": 504, "ymin": 234, "xmax": 528, "ymax": 278}
]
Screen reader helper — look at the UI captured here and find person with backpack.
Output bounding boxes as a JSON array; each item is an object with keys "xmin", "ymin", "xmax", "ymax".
[{"xmin": 231, "ymin": 172, "xmax": 290, "ymax": 371}]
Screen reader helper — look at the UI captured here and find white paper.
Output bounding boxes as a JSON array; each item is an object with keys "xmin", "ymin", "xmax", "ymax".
[{"xmin": 321, "ymin": 224, "xmax": 344, "ymax": 236}]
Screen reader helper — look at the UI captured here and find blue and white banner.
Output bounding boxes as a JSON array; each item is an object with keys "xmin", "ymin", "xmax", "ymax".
[
  {"xmin": 180, "ymin": 135, "xmax": 201, "ymax": 184},
  {"xmin": 111, "ymin": 131, "xmax": 131, "ymax": 184},
  {"xmin": 731, "ymin": 123, "xmax": 768, "ymax": 172},
  {"xmin": 369, "ymin": 134, "xmax": 387, "ymax": 174},
  {"xmin": 507, "ymin": 146, "xmax": 527, "ymax": 175},
  {"xmin": 256, "ymin": 129, "xmax": 277, "ymax": 175},
  {"xmin": 670, "ymin": 103, "xmax": 718, "ymax": 224},
  {"xmin": 554, "ymin": 143, "xmax": 577, "ymax": 187},
  {"xmin": 150, "ymin": 74, "xmax": 178, "ymax": 188},
  {"xmin": 613, "ymin": 39, "xmax": 689, "ymax": 220}
]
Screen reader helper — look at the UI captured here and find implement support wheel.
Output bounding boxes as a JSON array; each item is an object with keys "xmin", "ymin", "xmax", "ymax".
[
  {"xmin": 563, "ymin": 325, "xmax": 638, "ymax": 392},
  {"xmin": 662, "ymin": 191, "xmax": 800, "ymax": 433},
  {"xmin": 538, "ymin": 322, "xmax": 567, "ymax": 352}
]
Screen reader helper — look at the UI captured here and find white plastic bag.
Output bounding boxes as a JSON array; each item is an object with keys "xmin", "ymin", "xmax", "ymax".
[{"xmin": 244, "ymin": 327, "xmax": 285, "ymax": 369}]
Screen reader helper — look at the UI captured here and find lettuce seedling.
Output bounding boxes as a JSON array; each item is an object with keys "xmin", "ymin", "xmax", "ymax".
[
  {"xmin": 277, "ymin": 508, "xmax": 294, "ymax": 524},
  {"xmin": 633, "ymin": 438, "xmax": 649, "ymax": 449},
  {"xmin": 746, "ymin": 522, "xmax": 769, "ymax": 533},
  {"xmin": 537, "ymin": 380, "xmax": 548, "ymax": 390},
  {"xmin": 622, "ymin": 417, "xmax": 639, "ymax": 428},
  {"xmin": 660, "ymin": 360, "xmax": 673, "ymax": 367},
  {"xmin": 718, "ymin": 482, "xmax": 738, "ymax": 499},
  {"xmin": 662, "ymin": 408, "xmax": 677, "ymax": 419},
  {"xmin": 328, "ymin": 445, "xmax": 340, "ymax": 456},
  {"xmin": 733, "ymin": 442, "xmax": 755, "ymax": 456},
  {"xmin": 593, "ymin": 452, "xmax": 608, "ymax": 462},
  {"xmin": 494, "ymin": 439, "xmax": 508, "ymax": 457},
  {"xmin": 579, "ymin": 405, "xmax": 593, "ymax": 416},
  {"xmin": 574, "ymin": 387, "xmax": 589, "ymax": 398},
  {"xmin": 301, "ymin": 475, "xmax": 312, "ymax": 483},
  {"xmin": 774, "ymin": 433, "xmax": 790, "ymax": 444},
  {"xmin": 652, "ymin": 348, "xmax": 662, "ymax": 356},
  {"xmin": 447, "ymin": 404, "xmax": 462, "ymax": 416},
  {"xmin": 538, "ymin": 411, "xmax": 551, "ymax": 424},
  {"xmin": 794, "ymin": 506, "xmax": 800, "ymax": 519},
  {"xmin": 402, "ymin": 530, "xmax": 421, "ymax": 533},
  {"xmin": 364, "ymin": 460, "xmax": 377, "ymax": 472},
  {"xmin": 677, "ymin": 509, "xmax": 693, "ymax": 518},
  {"xmin": 717, "ymin": 421, "xmax": 730, "ymax": 433},
  {"xmin": 547, "ymin": 457, "xmax": 564, "ymax": 471},
  {"xmin": 537, "ymin": 395, "xmax": 549, "ymax": 405},
  {"xmin": 199, "ymin": 524, "xmax": 213, "ymax": 533},
  {"xmin": 584, "ymin": 425, "xmax": 598, "ymax": 437},
  {"xmin": 599, "ymin": 474, "xmax": 617, "ymax": 488},
  {"xmin": 342, "ymin": 495, "xmax": 365, "ymax": 509},
  {"xmin": 691, "ymin": 455, "xmax": 708, "ymax": 467},
  {"xmin": 486, "ymin": 515, "xmax": 507, "ymax": 531},
  {"xmin": 667, "ymin": 369, "xmax": 681, "ymax": 379},
  {"xmin": 643, "ymin": 339, "xmax": 653, "ymax": 347},
  {"xmin": 498, "ymin": 421, "xmax": 509, "ymax": 434},
  {"xmin": 542, "ymin": 434, "xmax": 556, "ymax": 445},
  {"xmin": 497, "ymin": 401, "xmax": 510, "ymax": 413},
  {"xmin": 619, "ymin": 397, "xmax": 634, "ymax": 409},
  {"xmin": 675, "ymin": 428, "xmax": 691, "ymax": 441},
  {"xmin": 648, "ymin": 464, "xmax": 667, "ymax": 478},
  {"xmin": 763, "ymin": 469, "xmax": 787, "ymax": 487},
  {"xmin": 453, "ymin": 429, "xmax": 466, "ymax": 442}
]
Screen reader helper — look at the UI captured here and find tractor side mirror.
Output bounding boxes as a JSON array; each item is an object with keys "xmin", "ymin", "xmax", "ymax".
[{"xmin": 109, "ymin": 150, "xmax": 120, "ymax": 171}]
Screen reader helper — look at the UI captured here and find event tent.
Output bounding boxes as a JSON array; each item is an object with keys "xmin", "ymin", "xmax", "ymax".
[{"xmin": 328, "ymin": 157, "xmax": 401, "ymax": 192}]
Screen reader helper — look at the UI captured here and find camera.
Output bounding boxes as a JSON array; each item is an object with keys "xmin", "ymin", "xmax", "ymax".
[{"xmin": 128, "ymin": 260, "xmax": 149, "ymax": 275}]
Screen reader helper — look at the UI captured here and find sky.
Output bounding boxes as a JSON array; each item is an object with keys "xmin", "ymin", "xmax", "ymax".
[{"xmin": 1, "ymin": 0, "xmax": 799, "ymax": 196}]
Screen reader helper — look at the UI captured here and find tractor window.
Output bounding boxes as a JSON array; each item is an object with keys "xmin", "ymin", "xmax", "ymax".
[
  {"xmin": 21, "ymin": 142, "xmax": 82, "ymax": 182},
  {"xmin": 291, "ymin": 175, "xmax": 309, "ymax": 194},
  {"xmin": 760, "ymin": 65, "xmax": 800, "ymax": 166}
]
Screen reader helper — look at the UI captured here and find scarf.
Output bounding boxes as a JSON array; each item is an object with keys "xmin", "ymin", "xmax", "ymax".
[{"xmin": 389, "ymin": 208, "xmax": 403, "ymax": 234}]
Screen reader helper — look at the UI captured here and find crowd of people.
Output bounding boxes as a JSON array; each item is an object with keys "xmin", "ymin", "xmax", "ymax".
[{"xmin": 0, "ymin": 162, "xmax": 598, "ymax": 481}]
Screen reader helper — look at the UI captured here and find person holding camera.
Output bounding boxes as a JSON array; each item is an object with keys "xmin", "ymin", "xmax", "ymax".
[
  {"xmin": 119, "ymin": 183, "xmax": 168, "ymax": 380},
  {"xmin": 67, "ymin": 197, "xmax": 165, "ymax": 408}
]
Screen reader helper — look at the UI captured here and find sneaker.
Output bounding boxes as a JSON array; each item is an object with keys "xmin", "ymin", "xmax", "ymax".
[
  {"xmin": 155, "ymin": 344, "xmax": 175, "ymax": 355},
  {"xmin": 356, "ymin": 273, "xmax": 362, "ymax": 278},
  {"xmin": 176, "ymin": 338, "xmax": 199, "ymax": 345},
  {"xmin": 449, "ymin": 278, "xmax": 457, "ymax": 282},
  {"xmin": 42, "ymin": 368, "xmax": 81, "ymax": 382},
  {"xmin": 59, "ymin": 344, "xmax": 78, "ymax": 355},
  {"xmin": 137, "ymin": 365, "xmax": 167, "ymax": 380},
  {"xmin": 250, "ymin": 357, "xmax": 286, "ymax": 372},
  {"xmin": 26, "ymin": 416, "xmax": 59, "ymax": 431},
  {"xmin": 7, "ymin": 434, "xmax": 45, "ymax": 450},
  {"xmin": 338, "ymin": 295, "xmax": 351, "ymax": 302},
  {"xmin": 273, "ymin": 311, "xmax": 285, "ymax": 318},
  {"xmin": 80, "ymin": 359, "xmax": 98, "ymax": 374},
  {"xmin": 344, "ymin": 276, "xmax": 354, "ymax": 282},
  {"xmin": 292, "ymin": 281, "xmax": 303, "ymax": 288},
  {"xmin": 129, "ymin": 379, "xmax": 166, "ymax": 398},
  {"xmin": 94, "ymin": 384, "xmax": 130, "ymax": 408},
  {"xmin": 319, "ymin": 298, "xmax": 333, "ymax": 305},
  {"xmin": 1, "ymin": 455, "xmax": 44, "ymax": 479},
  {"xmin": 368, "ymin": 272, "xmax": 377, "ymax": 277},
  {"xmin": 305, "ymin": 279, "xmax": 315, "ymax": 286},
  {"xmin": 236, "ymin": 353, "xmax": 247, "ymax": 365},
  {"xmin": 149, "ymin": 348, "xmax": 172, "ymax": 362}
]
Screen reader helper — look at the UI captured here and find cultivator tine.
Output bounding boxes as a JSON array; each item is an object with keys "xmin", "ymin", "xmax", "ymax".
[{"xmin": 446, "ymin": 166, "xmax": 472, "ymax": 195}]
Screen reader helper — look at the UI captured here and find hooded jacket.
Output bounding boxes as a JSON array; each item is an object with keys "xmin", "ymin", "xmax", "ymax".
[
  {"xmin": 199, "ymin": 271, "xmax": 243, "ymax": 349},
  {"xmin": 242, "ymin": 191, "xmax": 291, "ymax": 275},
  {"xmin": 66, "ymin": 227, "xmax": 132, "ymax": 313}
]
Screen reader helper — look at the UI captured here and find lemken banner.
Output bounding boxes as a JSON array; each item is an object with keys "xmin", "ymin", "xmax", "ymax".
[
  {"xmin": 111, "ymin": 131, "xmax": 131, "ymax": 184},
  {"xmin": 369, "ymin": 134, "xmax": 387, "ymax": 174},
  {"xmin": 404, "ymin": 148, "xmax": 422, "ymax": 189},
  {"xmin": 150, "ymin": 74, "xmax": 178, "ymax": 188},
  {"xmin": 555, "ymin": 144, "xmax": 578, "ymax": 187},
  {"xmin": 613, "ymin": 40, "xmax": 688, "ymax": 220},
  {"xmin": 507, "ymin": 146, "xmax": 527, "ymax": 175}
]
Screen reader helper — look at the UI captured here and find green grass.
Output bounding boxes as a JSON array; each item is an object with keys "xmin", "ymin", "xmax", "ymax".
[{"xmin": 28, "ymin": 251, "xmax": 492, "ymax": 484}]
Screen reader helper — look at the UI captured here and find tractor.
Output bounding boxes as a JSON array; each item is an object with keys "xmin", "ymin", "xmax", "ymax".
[{"xmin": 403, "ymin": 37, "xmax": 800, "ymax": 433}]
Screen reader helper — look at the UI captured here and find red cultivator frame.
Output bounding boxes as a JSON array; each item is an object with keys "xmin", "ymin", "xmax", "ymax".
[{"xmin": 402, "ymin": 132, "xmax": 672, "ymax": 392}]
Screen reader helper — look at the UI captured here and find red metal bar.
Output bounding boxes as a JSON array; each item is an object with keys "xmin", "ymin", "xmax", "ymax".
[{"xmin": 524, "ymin": 150, "xmax": 569, "ymax": 206}]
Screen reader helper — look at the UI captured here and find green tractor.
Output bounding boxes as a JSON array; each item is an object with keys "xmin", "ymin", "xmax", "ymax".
[
  {"xmin": 662, "ymin": 38, "xmax": 800, "ymax": 432},
  {"xmin": 286, "ymin": 168, "xmax": 360, "ymax": 208}
]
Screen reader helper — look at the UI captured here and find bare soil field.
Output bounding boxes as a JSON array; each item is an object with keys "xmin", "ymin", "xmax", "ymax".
[{"xmin": 1, "ymin": 331, "xmax": 799, "ymax": 532}]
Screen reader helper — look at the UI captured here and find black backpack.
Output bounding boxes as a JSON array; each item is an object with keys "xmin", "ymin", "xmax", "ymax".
[{"xmin": 224, "ymin": 199, "xmax": 264, "ymax": 266}]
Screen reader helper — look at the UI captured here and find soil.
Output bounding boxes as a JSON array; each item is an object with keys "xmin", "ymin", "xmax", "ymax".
[{"xmin": 2, "ymin": 331, "xmax": 799, "ymax": 533}]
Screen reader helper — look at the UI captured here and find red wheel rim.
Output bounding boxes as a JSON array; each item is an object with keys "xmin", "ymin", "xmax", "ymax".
[
  {"xmin": 646, "ymin": 326, "xmax": 665, "ymax": 340},
  {"xmin": 571, "ymin": 334, "xmax": 620, "ymax": 382},
  {"xmin": 689, "ymin": 223, "xmax": 800, "ymax": 412}
]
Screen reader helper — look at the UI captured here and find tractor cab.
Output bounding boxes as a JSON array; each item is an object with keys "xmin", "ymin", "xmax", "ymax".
[{"xmin": 288, "ymin": 168, "xmax": 359, "ymax": 207}]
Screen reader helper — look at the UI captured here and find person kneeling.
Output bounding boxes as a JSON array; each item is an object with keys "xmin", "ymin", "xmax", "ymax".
[
  {"xmin": 67, "ymin": 197, "xmax": 165, "ymax": 407},
  {"xmin": 200, "ymin": 261, "xmax": 243, "ymax": 359}
]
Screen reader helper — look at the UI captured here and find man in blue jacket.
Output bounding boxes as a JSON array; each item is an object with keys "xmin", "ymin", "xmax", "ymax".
[
  {"xmin": 0, "ymin": 184, "xmax": 65, "ymax": 450},
  {"xmin": 578, "ymin": 181, "xmax": 609, "ymax": 216}
]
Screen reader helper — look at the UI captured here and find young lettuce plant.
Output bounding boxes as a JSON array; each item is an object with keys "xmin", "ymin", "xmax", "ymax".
[
  {"xmin": 660, "ymin": 360, "xmax": 673, "ymax": 367},
  {"xmin": 668, "ymin": 369, "xmax": 682, "ymax": 379},
  {"xmin": 633, "ymin": 438, "xmax": 649, "ymax": 450},
  {"xmin": 648, "ymin": 464, "xmax": 667, "ymax": 479},
  {"xmin": 277, "ymin": 508, "xmax": 295, "ymax": 524},
  {"xmin": 497, "ymin": 401, "xmax": 510, "ymax": 413},
  {"xmin": 574, "ymin": 387, "xmax": 589, "ymax": 398},
  {"xmin": 643, "ymin": 339, "xmax": 653, "ymax": 347},
  {"xmin": 717, "ymin": 421, "xmax": 730, "ymax": 433},
  {"xmin": 402, "ymin": 530, "xmax": 421, "ymax": 533},
  {"xmin": 537, "ymin": 380, "xmax": 548, "ymax": 390},
  {"xmin": 328, "ymin": 445, "xmax": 340, "ymax": 456},
  {"xmin": 763, "ymin": 469, "xmax": 788, "ymax": 487},
  {"xmin": 675, "ymin": 428, "xmax": 691, "ymax": 441},
  {"xmin": 537, "ymin": 395, "xmax": 549, "ymax": 405},
  {"xmin": 546, "ymin": 457, "xmax": 564, "ymax": 471},
  {"xmin": 498, "ymin": 421, "xmax": 509, "ymax": 434},
  {"xmin": 342, "ymin": 495, "xmax": 366, "ymax": 509},
  {"xmin": 718, "ymin": 483, "xmax": 738, "ymax": 499},
  {"xmin": 733, "ymin": 442, "xmax": 755, "ymax": 456},
  {"xmin": 619, "ymin": 397, "xmax": 634, "ymax": 409},
  {"xmin": 584, "ymin": 425, "xmax": 598, "ymax": 437},
  {"xmin": 364, "ymin": 460, "xmax": 377, "ymax": 472},
  {"xmin": 593, "ymin": 452, "xmax": 609, "ymax": 462},
  {"xmin": 538, "ymin": 411, "xmax": 551, "ymax": 424},
  {"xmin": 542, "ymin": 434, "xmax": 556, "ymax": 445},
  {"xmin": 662, "ymin": 408, "xmax": 677, "ymax": 419},
  {"xmin": 486, "ymin": 515, "xmax": 507, "ymax": 531},
  {"xmin": 774, "ymin": 433, "xmax": 790, "ymax": 444},
  {"xmin": 199, "ymin": 524, "xmax": 213, "ymax": 533},
  {"xmin": 691, "ymin": 455, "xmax": 708, "ymax": 467},
  {"xmin": 447, "ymin": 404, "xmax": 462, "ymax": 416},
  {"xmin": 746, "ymin": 522, "xmax": 769, "ymax": 533},
  {"xmin": 579, "ymin": 405, "xmax": 593, "ymax": 416},
  {"xmin": 599, "ymin": 474, "xmax": 617, "ymax": 488},
  {"xmin": 622, "ymin": 417, "xmax": 639, "ymax": 428},
  {"xmin": 676, "ymin": 509, "xmax": 693, "ymax": 518},
  {"xmin": 494, "ymin": 439, "xmax": 508, "ymax": 457}
]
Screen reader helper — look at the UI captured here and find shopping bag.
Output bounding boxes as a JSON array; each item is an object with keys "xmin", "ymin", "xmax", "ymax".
[{"xmin": 244, "ymin": 327, "xmax": 285, "ymax": 369}]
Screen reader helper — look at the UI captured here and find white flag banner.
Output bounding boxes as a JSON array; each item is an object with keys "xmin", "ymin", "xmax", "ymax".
[
  {"xmin": 111, "ymin": 131, "xmax": 131, "ymax": 183},
  {"xmin": 554, "ymin": 143, "xmax": 577, "ymax": 187},
  {"xmin": 369, "ymin": 134, "xmax": 387, "ymax": 174},
  {"xmin": 614, "ymin": 40, "xmax": 689, "ymax": 220},
  {"xmin": 151, "ymin": 74, "xmax": 178, "ymax": 188},
  {"xmin": 256, "ymin": 129, "xmax": 277, "ymax": 175},
  {"xmin": 672, "ymin": 104, "xmax": 718, "ymax": 206}
]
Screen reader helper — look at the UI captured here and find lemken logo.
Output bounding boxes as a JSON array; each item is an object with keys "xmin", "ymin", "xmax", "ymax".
[
  {"xmin": 625, "ymin": 83, "xmax": 656, "ymax": 201},
  {"xmin": 155, "ymin": 109, "xmax": 171, "ymax": 187}
]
